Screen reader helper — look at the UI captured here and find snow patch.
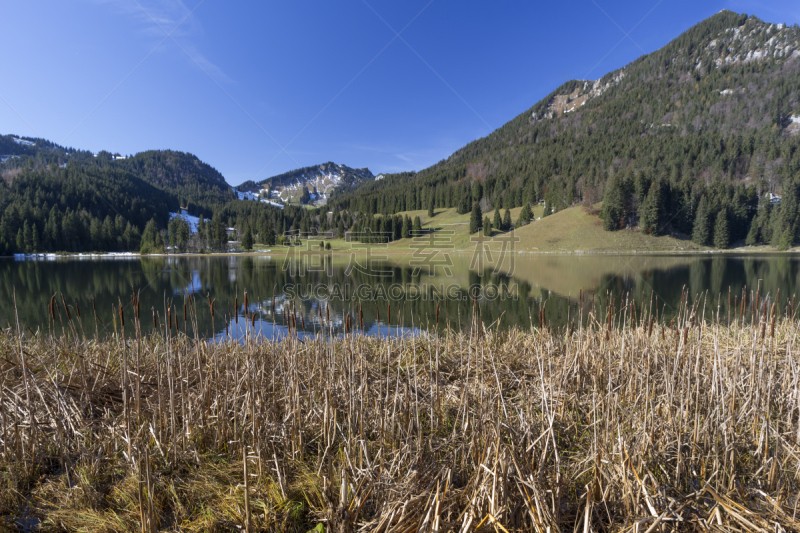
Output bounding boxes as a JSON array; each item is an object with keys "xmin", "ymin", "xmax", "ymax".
[
  {"xmin": 12, "ymin": 137, "xmax": 34, "ymax": 146},
  {"xmin": 170, "ymin": 210, "xmax": 200, "ymax": 234},
  {"xmin": 233, "ymin": 187, "xmax": 284, "ymax": 208}
]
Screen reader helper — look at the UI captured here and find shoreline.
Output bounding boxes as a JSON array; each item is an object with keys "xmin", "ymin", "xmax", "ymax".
[{"xmin": 6, "ymin": 246, "xmax": 800, "ymax": 259}]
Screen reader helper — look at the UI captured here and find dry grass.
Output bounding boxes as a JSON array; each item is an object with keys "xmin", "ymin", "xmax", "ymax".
[{"xmin": 1, "ymin": 290, "xmax": 800, "ymax": 532}]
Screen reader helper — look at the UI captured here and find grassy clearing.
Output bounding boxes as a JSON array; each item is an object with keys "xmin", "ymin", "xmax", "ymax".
[{"xmin": 1, "ymin": 290, "xmax": 800, "ymax": 532}]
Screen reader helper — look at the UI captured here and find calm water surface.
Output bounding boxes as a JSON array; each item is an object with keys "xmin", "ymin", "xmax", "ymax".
[{"xmin": 3, "ymin": 253, "xmax": 799, "ymax": 338}]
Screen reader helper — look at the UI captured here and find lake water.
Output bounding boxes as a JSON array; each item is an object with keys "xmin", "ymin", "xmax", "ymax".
[{"xmin": 3, "ymin": 253, "xmax": 799, "ymax": 339}]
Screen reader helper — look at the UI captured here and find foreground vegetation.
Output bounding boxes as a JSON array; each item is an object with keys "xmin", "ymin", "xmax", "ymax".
[{"xmin": 2, "ymin": 290, "xmax": 800, "ymax": 532}]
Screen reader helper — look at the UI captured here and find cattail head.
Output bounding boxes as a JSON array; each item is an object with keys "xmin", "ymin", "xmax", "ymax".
[
  {"xmin": 152, "ymin": 307, "xmax": 157, "ymax": 329},
  {"xmin": 62, "ymin": 295, "xmax": 72, "ymax": 321},
  {"xmin": 49, "ymin": 295, "xmax": 55, "ymax": 321},
  {"xmin": 118, "ymin": 305, "xmax": 124, "ymax": 328},
  {"xmin": 235, "ymin": 297, "xmax": 239, "ymax": 324}
]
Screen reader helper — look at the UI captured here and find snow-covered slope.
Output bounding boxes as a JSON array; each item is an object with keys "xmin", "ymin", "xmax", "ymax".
[
  {"xmin": 170, "ymin": 210, "xmax": 200, "ymax": 234},
  {"xmin": 252, "ymin": 162, "xmax": 373, "ymax": 206},
  {"xmin": 231, "ymin": 187, "xmax": 284, "ymax": 209}
]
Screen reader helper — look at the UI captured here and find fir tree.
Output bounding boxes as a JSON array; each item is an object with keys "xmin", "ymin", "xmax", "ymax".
[
  {"xmin": 692, "ymin": 196, "xmax": 711, "ymax": 246},
  {"xmin": 639, "ymin": 180, "xmax": 665, "ymax": 235},
  {"xmin": 713, "ymin": 208, "xmax": 730, "ymax": 249},
  {"xmin": 140, "ymin": 218, "xmax": 162, "ymax": 254},
  {"xmin": 427, "ymin": 196, "xmax": 434, "ymax": 218},
  {"xmin": 503, "ymin": 209, "xmax": 512, "ymax": 231},
  {"xmin": 517, "ymin": 203, "xmax": 532, "ymax": 227},
  {"xmin": 470, "ymin": 202, "xmax": 482, "ymax": 234},
  {"xmin": 493, "ymin": 208, "xmax": 502, "ymax": 231},
  {"xmin": 23, "ymin": 220, "xmax": 33, "ymax": 253},
  {"xmin": 31, "ymin": 224, "xmax": 39, "ymax": 253},
  {"xmin": 601, "ymin": 174, "xmax": 627, "ymax": 231},
  {"xmin": 778, "ymin": 225, "xmax": 795, "ymax": 251},
  {"xmin": 745, "ymin": 219, "xmax": 759, "ymax": 246},
  {"xmin": 241, "ymin": 226, "xmax": 254, "ymax": 250},
  {"xmin": 483, "ymin": 216, "xmax": 492, "ymax": 236}
]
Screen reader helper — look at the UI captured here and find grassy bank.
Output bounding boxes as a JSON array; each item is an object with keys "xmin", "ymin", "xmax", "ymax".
[{"xmin": 1, "ymin": 294, "xmax": 800, "ymax": 532}]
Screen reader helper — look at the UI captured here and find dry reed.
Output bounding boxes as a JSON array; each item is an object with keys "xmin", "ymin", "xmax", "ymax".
[{"xmin": 1, "ymin": 290, "xmax": 799, "ymax": 532}]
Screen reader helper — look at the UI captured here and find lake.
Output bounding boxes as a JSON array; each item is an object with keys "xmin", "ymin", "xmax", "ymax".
[{"xmin": 3, "ymin": 252, "xmax": 799, "ymax": 339}]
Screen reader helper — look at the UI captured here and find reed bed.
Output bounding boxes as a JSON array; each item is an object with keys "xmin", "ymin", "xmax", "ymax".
[{"xmin": 1, "ymin": 290, "xmax": 800, "ymax": 532}]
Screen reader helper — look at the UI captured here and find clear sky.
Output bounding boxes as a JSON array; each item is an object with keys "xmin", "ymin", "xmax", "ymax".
[{"xmin": 1, "ymin": 0, "xmax": 798, "ymax": 185}]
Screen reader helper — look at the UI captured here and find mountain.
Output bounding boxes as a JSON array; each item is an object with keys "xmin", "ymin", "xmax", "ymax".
[
  {"xmin": 0, "ymin": 138, "xmax": 274, "ymax": 254},
  {"xmin": 0, "ymin": 136, "xmax": 235, "ymax": 217},
  {"xmin": 329, "ymin": 11, "xmax": 800, "ymax": 249},
  {"xmin": 238, "ymin": 162, "xmax": 374, "ymax": 206},
  {"xmin": 91, "ymin": 150, "xmax": 235, "ymax": 217}
]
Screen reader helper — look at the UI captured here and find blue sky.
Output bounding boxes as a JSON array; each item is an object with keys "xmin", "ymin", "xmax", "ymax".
[{"xmin": 1, "ymin": 1, "xmax": 798, "ymax": 185}]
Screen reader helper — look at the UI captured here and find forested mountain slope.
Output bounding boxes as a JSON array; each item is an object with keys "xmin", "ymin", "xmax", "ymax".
[
  {"xmin": 0, "ymin": 139, "xmax": 252, "ymax": 253},
  {"xmin": 330, "ymin": 11, "xmax": 800, "ymax": 249}
]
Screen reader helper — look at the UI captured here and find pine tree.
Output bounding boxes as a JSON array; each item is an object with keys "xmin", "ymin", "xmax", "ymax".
[
  {"xmin": 470, "ymin": 202, "xmax": 482, "ymax": 234},
  {"xmin": 503, "ymin": 209, "xmax": 512, "ymax": 231},
  {"xmin": 413, "ymin": 216, "xmax": 422, "ymax": 233},
  {"xmin": 493, "ymin": 208, "xmax": 502, "ymax": 231},
  {"xmin": 713, "ymin": 208, "xmax": 730, "ymax": 249},
  {"xmin": 692, "ymin": 196, "xmax": 711, "ymax": 246},
  {"xmin": 427, "ymin": 196, "xmax": 434, "ymax": 218},
  {"xmin": 483, "ymin": 216, "xmax": 492, "ymax": 236}
]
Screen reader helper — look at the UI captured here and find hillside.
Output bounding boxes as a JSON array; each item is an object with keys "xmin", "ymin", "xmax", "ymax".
[
  {"xmin": 95, "ymin": 150, "xmax": 235, "ymax": 217},
  {"xmin": 329, "ymin": 11, "xmax": 800, "ymax": 251}
]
